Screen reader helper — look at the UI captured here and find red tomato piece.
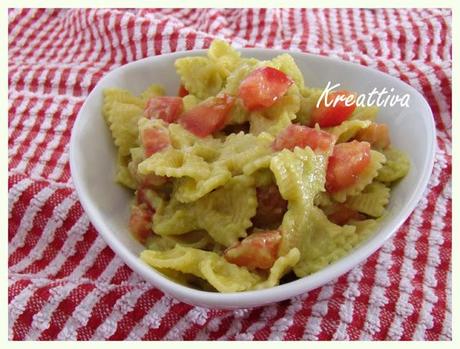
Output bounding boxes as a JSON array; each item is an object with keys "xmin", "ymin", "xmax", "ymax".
[
  {"xmin": 252, "ymin": 184, "xmax": 288, "ymax": 228},
  {"xmin": 224, "ymin": 230, "xmax": 282, "ymax": 270},
  {"xmin": 311, "ymin": 90, "xmax": 356, "ymax": 127},
  {"xmin": 179, "ymin": 94, "xmax": 235, "ymax": 137},
  {"xmin": 327, "ymin": 204, "xmax": 366, "ymax": 225},
  {"xmin": 355, "ymin": 123, "xmax": 390, "ymax": 149},
  {"xmin": 272, "ymin": 124, "xmax": 336, "ymax": 152},
  {"xmin": 144, "ymin": 96, "xmax": 183, "ymax": 123},
  {"xmin": 238, "ymin": 67, "xmax": 293, "ymax": 111},
  {"xmin": 136, "ymin": 187, "xmax": 158, "ymax": 211},
  {"xmin": 326, "ymin": 141, "xmax": 371, "ymax": 193},
  {"xmin": 141, "ymin": 127, "xmax": 170, "ymax": 157},
  {"xmin": 178, "ymin": 84, "xmax": 189, "ymax": 97},
  {"xmin": 129, "ymin": 205, "xmax": 153, "ymax": 243}
]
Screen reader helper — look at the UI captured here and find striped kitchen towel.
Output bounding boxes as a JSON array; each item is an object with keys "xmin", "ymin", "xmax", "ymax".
[{"xmin": 8, "ymin": 8, "xmax": 451, "ymax": 340}]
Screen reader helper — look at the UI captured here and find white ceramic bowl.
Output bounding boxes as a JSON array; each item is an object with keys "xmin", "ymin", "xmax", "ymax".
[{"xmin": 70, "ymin": 48, "xmax": 435, "ymax": 309}]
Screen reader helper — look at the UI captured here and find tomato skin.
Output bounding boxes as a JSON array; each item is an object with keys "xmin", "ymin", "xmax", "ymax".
[
  {"xmin": 355, "ymin": 123, "xmax": 390, "ymax": 149},
  {"xmin": 179, "ymin": 94, "xmax": 235, "ymax": 137},
  {"xmin": 327, "ymin": 204, "xmax": 366, "ymax": 225},
  {"xmin": 238, "ymin": 67, "xmax": 293, "ymax": 111},
  {"xmin": 178, "ymin": 84, "xmax": 189, "ymax": 97},
  {"xmin": 129, "ymin": 204, "xmax": 153, "ymax": 243},
  {"xmin": 224, "ymin": 230, "xmax": 282, "ymax": 270},
  {"xmin": 144, "ymin": 96, "xmax": 183, "ymax": 123},
  {"xmin": 272, "ymin": 124, "xmax": 336, "ymax": 152},
  {"xmin": 252, "ymin": 184, "xmax": 287, "ymax": 228},
  {"xmin": 311, "ymin": 90, "xmax": 356, "ymax": 127},
  {"xmin": 326, "ymin": 141, "xmax": 371, "ymax": 193},
  {"xmin": 141, "ymin": 127, "xmax": 171, "ymax": 157}
]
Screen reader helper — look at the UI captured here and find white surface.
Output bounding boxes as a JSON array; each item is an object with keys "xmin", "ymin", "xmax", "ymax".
[{"xmin": 69, "ymin": 49, "xmax": 436, "ymax": 309}]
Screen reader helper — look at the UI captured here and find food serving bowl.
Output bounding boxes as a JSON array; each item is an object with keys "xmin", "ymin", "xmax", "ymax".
[{"xmin": 70, "ymin": 48, "xmax": 435, "ymax": 309}]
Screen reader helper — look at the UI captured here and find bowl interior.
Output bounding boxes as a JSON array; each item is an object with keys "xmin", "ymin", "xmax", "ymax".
[{"xmin": 70, "ymin": 49, "xmax": 435, "ymax": 308}]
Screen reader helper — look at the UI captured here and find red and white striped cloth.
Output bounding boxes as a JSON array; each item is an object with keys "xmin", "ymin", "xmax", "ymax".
[{"xmin": 8, "ymin": 8, "xmax": 451, "ymax": 340}]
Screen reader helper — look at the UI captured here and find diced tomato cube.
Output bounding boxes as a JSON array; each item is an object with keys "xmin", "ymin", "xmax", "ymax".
[
  {"xmin": 311, "ymin": 90, "xmax": 356, "ymax": 127},
  {"xmin": 238, "ymin": 67, "xmax": 293, "ymax": 111},
  {"xmin": 224, "ymin": 230, "xmax": 282, "ymax": 270},
  {"xmin": 178, "ymin": 84, "xmax": 189, "ymax": 97},
  {"xmin": 355, "ymin": 123, "xmax": 390, "ymax": 149},
  {"xmin": 144, "ymin": 96, "xmax": 183, "ymax": 123},
  {"xmin": 136, "ymin": 187, "xmax": 159, "ymax": 211},
  {"xmin": 179, "ymin": 94, "xmax": 235, "ymax": 137},
  {"xmin": 327, "ymin": 203, "xmax": 366, "ymax": 225},
  {"xmin": 252, "ymin": 184, "xmax": 288, "ymax": 228},
  {"xmin": 272, "ymin": 124, "xmax": 336, "ymax": 152},
  {"xmin": 129, "ymin": 204, "xmax": 153, "ymax": 243},
  {"xmin": 326, "ymin": 141, "xmax": 371, "ymax": 193},
  {"xmin": 141, "ymin": 127, "xmax": 170, "ymax": 157}
]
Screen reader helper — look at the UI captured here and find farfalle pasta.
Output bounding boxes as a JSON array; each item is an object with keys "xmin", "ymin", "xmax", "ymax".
[{"xmin": 103, "ymin": 39, "xmax": 410, "ymax": 292}]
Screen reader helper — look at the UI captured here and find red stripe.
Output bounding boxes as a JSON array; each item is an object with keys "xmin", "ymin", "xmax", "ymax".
[
  {"xmin": 71, "ymin": 11, "xmax": 97, "ymax": 96},
  {"xmin": 12, "ymin": 283, "xmax": 60, "ymax": 340},
  {"xmin": 10, "ymin": 9, "xmax": 45, "ymax": 54},
  {"xmin": 281, "ymin": 8, "xmax": 295, "ymax": 49},
  {"xmin": 253, "ymin": 303, "xmax": 289, "ymax": 340},
  {"xmin": 347, "ymin": 9, "xmax": 367, "ymax": 56},
  {"xmin": 316, "ymin": 275, "xmax": 349, "ymax": 339},
  {"xmin": 435, "ymin": 14, "xmax": 449, "ymax": 60},
  {"xmin": 266, "ymin": 11, "xmax": 279, "ymax": 48},
  {"xmin": 253, "ymin": 8, "xmax": 266, "ymax": 45},
  {"xmin": 65, "ymin": 10, "xmax": 88, "ymax": 64},
  {"xmin": 243, "ymin": 8, "xmax": 254, "ymax": 42},
  {"xmin": 9, "ymin": 187, "xmax": 70, "ymax": 267},
  {"xmin": 141, "ymin": 302, "xmax": 193, "ymax": 340},
  {"xmin": 8, "ymin": 279, "xmax": 32, "ymax": 303},
  {"xmin": 75, "ymin": 286, "xmax": 132, "ymax": 340},
  {"xmin": 19, "ymin": 201, "xmax": 81, "ymax": 274},
  {"xmin": 377, "ymin": 157, "xmax": 451, "ymax": 339},
  {"xmin": 113, "ymin": 13, "xmax": 128, "ymax": 64},
  {"xmin": 312, "ymin": 9, "xmax": 325, "ymax": 50},
  {"xmin": 7, "ymin": 95, "xmax": 25, "ymax": 140},
  {"xmin": 82, "ymin": 246, "xmax": 116, "ymax": 280},
  {"xmin": 298, "ymin": 9, "xmax": 309, "ymax": 52},
  {"xmin": 182, "ymin": 309, "xmax": 223, "ymax": 340},
  {"xmin": 283, "ymin": 287, "xmax": 322, "ymax": 339},
  {"xmin": 51, "ymin": 224, "xmax": 98, "ymax": 279},
  {"xmin": 18, "ymin": 10, "xmax": 61, "ymax": 63},
  {"xmin": 366, "ymin": 226, "xmax": 409, "ymax": 339},
  {"xmin": 38, "ymin": 283, "xmax": 95, "ymax": 340},
  {"xmin": 154, "ymin": 18, "xmax": 168, "ymax": 55},
  {"xmin": 340, "ymin": 250, "xmax": 383, "ymax": 339},
  {"xmin": 9, "ymin": 97, "xmax": 54, "ymax": 170},
  {"xmin": 206, "ymin": 312, "xmax": 234, "ymax": 340},
  {"xmin": 424, "ymin": 197, "xmax": 451, "ymax": 340},
  {"xmin": 400, "ymin": 161, "xmax": 451, "ymax": 339},
  {"xmin": 185, "ymin": 31, "xmax": 196, "ymax": 51},
  {"xmin": 107, "ymin": 288, "xmax": 164, "ymax": 340},
  {"xmin": 126, "ymin": 15, "xmax": 138, "ymax": 60},
  {"xmin": 34, "ymin": 13, "xmax": 69, "ymax": 65},
  {"xmin": 228, "ymin": 307, "xmax": 265, "ymax": 338},
  {"xmin": 41, "ymin": 100, "xmax": 83, "ymax": 180},
  {"xmin": 8, "ymin": 177, "xmax": 39, "ymax": 243},
  {"xmin": 8, "ymin": 95, "xmax": 39, "ymax": 152},
  {"xmin": 140, "ymin": 19, "xmax": 150, "ymax": 56},
  {"xmin": 391, "ymin": 10, "xmax": 407, "ymax": 61},
  {"xmin": 407, "ymin": 62, "xmax": 447, "ymax": 134},
  {"xmin": 110, "ymin": 264, "xmax": 134, "ymax": 285},
  {"xmin": 8, "ymin": 9, "xmax": 30, "ymax": 34},
  {"xmin": 23, "ymin": 100, "xmax": 70, "ymax": 175}
]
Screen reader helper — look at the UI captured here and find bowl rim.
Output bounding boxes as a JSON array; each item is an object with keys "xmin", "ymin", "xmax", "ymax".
[{"xmin": 70, "ymin": 47, "xmax": 436, "ymax": 309}]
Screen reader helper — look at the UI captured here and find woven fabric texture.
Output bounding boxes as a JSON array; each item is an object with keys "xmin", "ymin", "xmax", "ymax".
[{"xmin": 8, "ymin": 8, "xmax": 451, "ymax": 340}]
